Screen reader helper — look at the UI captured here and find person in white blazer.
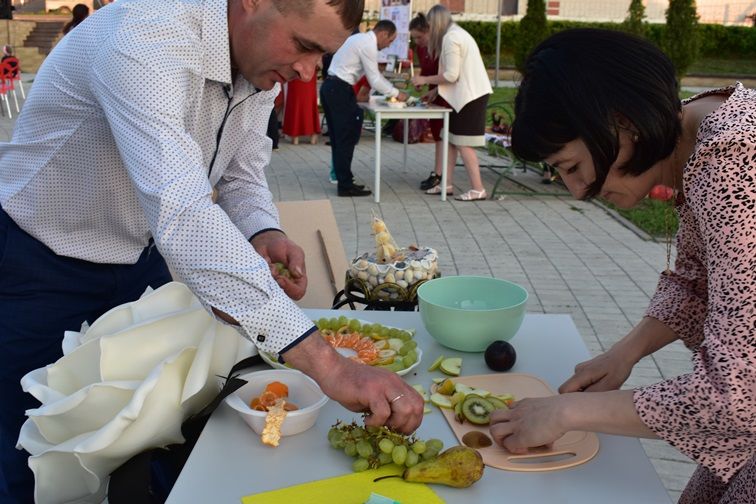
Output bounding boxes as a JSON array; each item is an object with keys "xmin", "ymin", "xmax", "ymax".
[{"xmin": 411, "ymin": 4, "xmax": 492, "ymax": 201}]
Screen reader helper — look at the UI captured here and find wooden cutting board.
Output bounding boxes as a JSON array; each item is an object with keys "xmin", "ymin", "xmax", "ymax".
[{"xmin": 436, "ymin": 373, "xmax": 599, "ymax": 472}]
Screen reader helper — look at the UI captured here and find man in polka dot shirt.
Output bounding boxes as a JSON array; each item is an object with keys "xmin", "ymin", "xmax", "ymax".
[{"xmin": 0, "ymin": 0, "xmax": 423, "ymax": 500}]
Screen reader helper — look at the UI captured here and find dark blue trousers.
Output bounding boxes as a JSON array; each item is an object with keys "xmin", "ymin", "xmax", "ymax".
[
  {"xmin": 319, "ymin": 77, "xmax": 364, "ymax": 190},
  {"xmin": 0, "ymin": 207, "xmax": 172, "ymax": 503}
]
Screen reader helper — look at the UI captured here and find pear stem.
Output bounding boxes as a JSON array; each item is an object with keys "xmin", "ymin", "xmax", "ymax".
[{"xmin": 373, "ymin": 475, "xmax": 402, "ymax": 482}]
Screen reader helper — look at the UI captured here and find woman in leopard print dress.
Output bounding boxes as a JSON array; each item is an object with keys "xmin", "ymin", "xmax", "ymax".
[{"xmin": 488, "ymin": 29, "xmax": 756, "ymax": 503}]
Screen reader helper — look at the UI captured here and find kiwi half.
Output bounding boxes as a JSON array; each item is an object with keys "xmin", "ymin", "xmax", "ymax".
[{"xmin": 461, "ymin": 394, "xmax": 496, "ymax": 425}]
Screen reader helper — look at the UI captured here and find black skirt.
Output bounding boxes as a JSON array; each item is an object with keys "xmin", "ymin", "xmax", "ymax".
[{"xmin": 449, "ymin": 93, "xmax": 489, "ymax": 147}]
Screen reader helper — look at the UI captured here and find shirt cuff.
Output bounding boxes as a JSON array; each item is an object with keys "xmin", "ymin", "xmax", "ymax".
[
  {"xmin": 236, "ymin": 213, "xmax": 281, "ymax": 241},
  {"xmin": 235, "ymin": 289, "xmax": 315, "ymax": 355}
]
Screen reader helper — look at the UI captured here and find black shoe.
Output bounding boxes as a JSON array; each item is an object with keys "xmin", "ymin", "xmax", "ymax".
[
  {"xmin": 420, "ymin": 172, "xmax": 441, "ymax": 190},
  {"xmin": 338, "ymin": 186, "xmax": 372, "ymax": 197}
]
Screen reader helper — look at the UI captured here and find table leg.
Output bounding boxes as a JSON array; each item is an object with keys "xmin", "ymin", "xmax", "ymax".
[
  {"xmin": 374, "ymin": 111, "xmax": 381, "ymax": 203},
  {"xmin": 440, "ymin": 112, "xmax": 449, "ymax": 202},
  {"xmin": 403, "ymin": 118, "xmax": 408, "ymax": 170}
]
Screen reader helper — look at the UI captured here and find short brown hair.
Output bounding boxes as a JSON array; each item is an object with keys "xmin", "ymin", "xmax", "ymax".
[{"xmin": 273, "ymin": 0, "xmax": 364, "ymax": 31}]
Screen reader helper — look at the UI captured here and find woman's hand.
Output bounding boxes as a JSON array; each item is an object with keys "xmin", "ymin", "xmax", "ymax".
[
  {"xmin": 410, "ymin": 75, "xmax": 426, "ymax": 87},
  {"xmin": 421, "ymin": 87, "xmax": 438, "ymax": 103},
  {"xmin": 558, "ymin": 347, "xmax": 635, "ymax": 393},
  {"xmin": 489, "ymin": 396, "xmax": 569, "ymax": 453}
]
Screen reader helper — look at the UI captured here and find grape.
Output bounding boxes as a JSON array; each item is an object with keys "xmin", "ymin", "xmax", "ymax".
[
  {"xmin": 410, "ymin": 440, "xmax": 426, "ymax": 454},
  {"xmin": 316, "ymin": 318, "xmax": 328, "ymax": 330},
  {"xmin": 348, "ymin": 319, "xmax": 362, "ymax": 332},
  {"xmin": 405, "ymin": 450, "xmax": 419, "ymax": 467},
  {"xmin": 352, "ymin": 458, "xmax": 370, "ymax": 472},
  {"xmin": 378, "ymin": 438, "xmax": 395, "ymax": 454},
  {"xmin": 426, "ymin": 438, "xmax": 444, "ymax": 452},
  {"xmin": 337, "ymin": 316, "xmax": 348, "ymax": 328},
  {"xmin": 327, "ymin": 421, "xmax": 442, "ymax": 470},
  {"xmin": 402, "ymin": 354, "xmax": 415, "ymax": 368},
  {"xmin": 392, "ymin": 445, "xmax": 408, "ymax": 465},
  {"xmin": 344, "ymin": 442, "xmax": 357, "ymax": 457},
  {"xmin": 377, "ymin": 452, "xmax": 393, "ymax": 465},
  {"xmin": 356, "ymin": 439, "xmax": 374, "ymax": 459}
]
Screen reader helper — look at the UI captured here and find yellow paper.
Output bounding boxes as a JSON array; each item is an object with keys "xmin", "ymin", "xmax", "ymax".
[{"xmin": 241, "ymin": 465, "xmax": 445, "ymax": 504}]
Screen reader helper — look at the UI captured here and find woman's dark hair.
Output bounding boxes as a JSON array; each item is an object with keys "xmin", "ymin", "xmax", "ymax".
[
  {"xmin": 511, "ymin": 29, "xmax": 682, "ymax": 199},
  {"xmin": 63, "ymin": 3, "xmax": 90, "ymax": 34},
  {"xmin": 409, "ymin": 13, "xmax": 429, "ymax": 31}
]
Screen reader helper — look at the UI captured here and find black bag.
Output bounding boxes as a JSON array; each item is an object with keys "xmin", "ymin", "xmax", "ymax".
[{"xmin": 108, "ymin": 355, "xmax": 263, "ymax": 503}]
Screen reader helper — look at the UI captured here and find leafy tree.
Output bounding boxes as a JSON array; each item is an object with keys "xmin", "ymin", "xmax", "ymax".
[
  {"xmin": 622, "ymin": 0, "xmax": 647, "ymax": 38},
  {"xmin": 663, "ymin": 0, "xmax": 700, "ymax": 78},
  {"xmin": 514, "ymin": 0, "xmax": 548, "ymax": 72}
]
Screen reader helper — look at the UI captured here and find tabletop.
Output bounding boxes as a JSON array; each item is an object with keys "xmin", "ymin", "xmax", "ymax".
[{"xmin": 167, "ymin": 311, "xmax": 672, "ymax": 504}]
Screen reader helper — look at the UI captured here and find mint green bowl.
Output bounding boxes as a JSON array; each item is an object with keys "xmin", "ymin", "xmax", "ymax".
[{"xmin": 418, "ymin": 276, "xmax": 528, "ymax": 352}]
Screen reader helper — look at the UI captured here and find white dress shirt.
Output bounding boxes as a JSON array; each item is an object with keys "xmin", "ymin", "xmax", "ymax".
[
  {"xmin": 438, "ymin": 24, "xmax": 493, "ymax": 113},
  {"xmin": 328, "ymin": 31, "xmax": 399, "ymax": 98},
  {"xmin": 0, "ymin": 0, "xmax": 315, "ymax": 355}
]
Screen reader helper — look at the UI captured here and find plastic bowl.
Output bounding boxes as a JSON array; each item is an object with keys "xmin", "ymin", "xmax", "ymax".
[
  {"xmin": 418, "ymin": 276, "xmax": 528, "ymax": 352},
  {"xmin": 224, "ymin": 369, "xmax": 328, "ymax": 436}
]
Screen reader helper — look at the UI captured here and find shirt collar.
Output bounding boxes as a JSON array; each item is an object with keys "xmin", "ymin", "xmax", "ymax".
[{"xmin": 202, "ymin": 0, "xmax": 232, "ymax": 85}]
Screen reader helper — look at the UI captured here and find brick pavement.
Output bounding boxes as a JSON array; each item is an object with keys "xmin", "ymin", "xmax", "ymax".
[{"xmin": 0, "ymin": 76, "xmax": 696, "ymax": 502}]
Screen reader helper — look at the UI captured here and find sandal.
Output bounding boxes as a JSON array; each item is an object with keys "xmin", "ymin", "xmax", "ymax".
[
  {"xmin": 455, "ymin": 189, "xmax": 487, "ymax": 201},
  {"xmin": 425, "ymin": 184, "xmax": 453, "ymax": 196}
]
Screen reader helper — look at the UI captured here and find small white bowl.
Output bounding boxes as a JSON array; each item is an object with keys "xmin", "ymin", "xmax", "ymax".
[{"xmin": 224, "ymin": 369, "xmax": 328, "ymax": 436}]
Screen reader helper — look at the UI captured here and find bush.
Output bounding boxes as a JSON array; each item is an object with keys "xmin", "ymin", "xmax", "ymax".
[
  {"xmin": 622, "ymin": 0, "xmax": 647, "ymax": 38},
  {"xmin": 514, "ymin": 0, "xmax": 548, "ymax": 72},
  {"xmin": 663, "ymin": 0, "xmax": 700, "ymax": 77},
  {"xmin": 455, "ymin": 18, "xmax": 756, "ymax": 70}
]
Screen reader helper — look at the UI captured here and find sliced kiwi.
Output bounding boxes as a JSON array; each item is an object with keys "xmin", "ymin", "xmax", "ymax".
[
  {"xmin": 454, "ymin": 400, "xmax": 465, "ymax": 424},
  {"xmin": 486, "ymin": 396, "xmax": 509, "ymax": 411},
  {"xmin": 461, "ymin": 394, "xmax": 496, "ymax": 425}
]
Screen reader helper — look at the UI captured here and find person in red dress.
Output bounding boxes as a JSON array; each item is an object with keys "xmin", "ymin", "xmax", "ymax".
[
  {"xmin": 282, "ymin": 77, "xmax": 321, "ymax": 145},
  {"xmin": 410, "ymin": 13, "xmax": 449, "ymax": 191}
]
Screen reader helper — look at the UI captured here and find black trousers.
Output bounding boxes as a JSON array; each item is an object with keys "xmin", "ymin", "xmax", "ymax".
[
  {"xmin": 0, "ymin": 207, "xmax": 172, "ymax": 503},
  {"xmin": 319, "ymin": 77, "xmax": 363, "ymax": 189}
]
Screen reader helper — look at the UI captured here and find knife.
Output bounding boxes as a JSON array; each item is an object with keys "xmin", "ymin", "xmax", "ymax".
[{"xmin": 317, "ymin": 229, "xmax": 338, "ymax": 296}]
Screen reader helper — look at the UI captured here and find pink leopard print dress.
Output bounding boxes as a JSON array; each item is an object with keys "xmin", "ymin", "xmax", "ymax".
[{"xmin": 634, "ymin": 83, "xmax": 756, "ymax": 503}]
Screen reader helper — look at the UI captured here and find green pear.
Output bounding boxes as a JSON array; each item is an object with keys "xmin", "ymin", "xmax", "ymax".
[{"xmin": 403, "ymin": 446, "xmax": 484, "ymax": 488}]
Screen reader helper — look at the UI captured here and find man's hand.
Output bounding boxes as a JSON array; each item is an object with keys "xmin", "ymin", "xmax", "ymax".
[
  {"xmin": 282, "ymin": 332, "xmax": 424, "ymax": 434},
  {"xmin": 250, "ymin": 230, "xmax": 307, "ymax": 300},
  {"xmin": 396, "ymin": 91, "xmax": 409, "ymax": 102}
]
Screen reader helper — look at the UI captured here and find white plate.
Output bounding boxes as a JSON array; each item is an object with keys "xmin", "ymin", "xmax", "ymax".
[{"xmin": 260, "ymin": 322, "xmax": 422, "ymax": 377}]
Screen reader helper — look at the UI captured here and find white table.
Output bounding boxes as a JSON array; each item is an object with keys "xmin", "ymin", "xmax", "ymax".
[
  {"xmin": 364, "ymin": 102, "xmax": 452, "ymax": 203},
  {"xmin": 167, "ymin": 312, "xmax": 672, "ymax": 504}
]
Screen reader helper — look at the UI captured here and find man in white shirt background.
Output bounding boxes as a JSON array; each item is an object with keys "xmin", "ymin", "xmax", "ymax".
[
  {"xmin": 0, "ymin": 1, "xmax": 423, "ymax": 501},
  {"xmin": 320, "ymin": 19, "xmax": 408, "ymax": 197}
]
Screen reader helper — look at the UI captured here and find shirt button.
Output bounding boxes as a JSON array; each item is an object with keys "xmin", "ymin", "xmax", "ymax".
[{"xmin": 257, "ymin": 334, "xmax": 266, "ymax": 343}]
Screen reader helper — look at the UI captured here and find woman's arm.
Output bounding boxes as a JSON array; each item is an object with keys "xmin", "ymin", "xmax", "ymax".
[{"xmin": 490, "ymin": 390, "xmax": 656, "ymax": 453}]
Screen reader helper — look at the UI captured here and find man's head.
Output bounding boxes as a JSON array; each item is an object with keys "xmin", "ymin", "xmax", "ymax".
[
  {"xmin": 372, "ymin": 19, "xmax": 397, "ymax": 51},
  {"xmin": 228, "ymin": 0, "xmax": 364, "ymax": 89}
]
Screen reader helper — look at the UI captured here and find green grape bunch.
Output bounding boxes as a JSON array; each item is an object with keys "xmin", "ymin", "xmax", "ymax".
[{"xmin": 327, "ymin": 420, "xmax": 444, "ymax": 472}]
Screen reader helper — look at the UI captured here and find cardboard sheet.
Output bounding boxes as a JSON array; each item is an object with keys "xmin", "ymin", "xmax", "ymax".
[{"xmin": 275, "ymin": 200, "xmax": 348, "ymax": 309}]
